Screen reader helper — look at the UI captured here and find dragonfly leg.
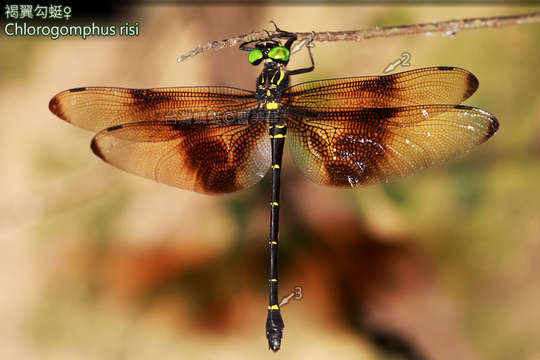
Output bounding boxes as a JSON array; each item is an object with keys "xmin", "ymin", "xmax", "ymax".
[{"xmin": 287, "ymin": 35, "xmax": 315, "ymax": 76}]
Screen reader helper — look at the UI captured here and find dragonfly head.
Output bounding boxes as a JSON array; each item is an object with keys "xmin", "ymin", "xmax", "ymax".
[{"xmin": 248, "ymin": 40, "xmax": 290, "ymax": 66}]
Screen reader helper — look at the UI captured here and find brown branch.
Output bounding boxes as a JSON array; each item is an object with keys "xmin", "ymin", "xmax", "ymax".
[{"xmin": 177, "ymin": 11, "xmax": 540, "ymax": 63}]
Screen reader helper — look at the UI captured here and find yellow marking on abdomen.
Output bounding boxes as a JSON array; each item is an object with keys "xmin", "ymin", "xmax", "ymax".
[
  {"xmin": 272, "ymin": 164, "xmax": 280, "ymax": 169},
  {"xmin": 270, "ymin": 202, "xmax": 279, "ymax": 206},
  {"xmin": 268, "ymin": 305, "xmax": 280, "ymax": 310},
  {"xmin": 266, "ymin": 102, "xmax": 278, "ymax": 110}
]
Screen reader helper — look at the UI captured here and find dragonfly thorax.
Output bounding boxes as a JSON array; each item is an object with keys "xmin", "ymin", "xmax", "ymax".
[{"xmin": 255, "ymin": 64, "xmax": 289, "ymax": 105}]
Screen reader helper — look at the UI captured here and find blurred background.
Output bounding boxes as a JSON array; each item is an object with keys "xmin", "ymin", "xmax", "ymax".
[{"xmin": 1, "ymin": 4, "xmax": 539, "ymax": 360}]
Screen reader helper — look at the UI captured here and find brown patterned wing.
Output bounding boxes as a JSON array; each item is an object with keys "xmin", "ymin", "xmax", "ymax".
[
  {"xmin": 49, "ymin": 86, "xmax": 258, "ymax": 132},
  {"xmin": 286, "ymin": 105, "xmax": 499, "ymax": 187},
  {"xmin": 90, "ymin": 116, "xmax": 270, "ymax": 194},
  {"xmin": 283, "ymin": 67, "xmax": 479, "ymax": 109}
]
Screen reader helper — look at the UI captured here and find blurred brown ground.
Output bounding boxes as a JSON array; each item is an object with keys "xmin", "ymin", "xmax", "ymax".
[{"xmin": 1, "ymin": 5, "xmax": 539, "ymax": 360}]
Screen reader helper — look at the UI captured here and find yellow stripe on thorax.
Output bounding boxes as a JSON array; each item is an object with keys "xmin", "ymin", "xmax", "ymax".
[{"xmin": 276, "ymin": 70, "xmax": 285, "ymax": 85}]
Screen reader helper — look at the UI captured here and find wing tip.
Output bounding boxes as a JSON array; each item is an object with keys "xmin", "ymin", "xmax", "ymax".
[
  {"xmin": 48, "ymin": 94, "xmax": 66, "ymax": 121},
  {"xmin": 486, "ymin": 114, "xmax": 500, "ymax": 139},
  {"xmin": 91, "ymin": 125, "xmax": 125, "ymax": 160},
  {"xmin": 49, "ymin": 88, "xmax": 89, "ymax": 123},
  {"xmin": 465, "ymin": 72, "xmax": 479, "ymax": 98},
  {"xmin": 453, "ymin": 105, "xmax": 499, "ymax": 140},
  {"xmin": 49, "ymin": 88, "xmax": 85, "ymax": 123},
  {"xmin": 90, "ymin": 136, "xmax": 106, "ymax": 160},
  {"xmin": 436, "ymin": 66, "xmax": 479, "ymax": 99}
]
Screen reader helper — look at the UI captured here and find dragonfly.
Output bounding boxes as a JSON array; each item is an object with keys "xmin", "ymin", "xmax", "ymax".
[{"xmin": 49, "ymin": 28, "xmax": 499, "ymax": 351}]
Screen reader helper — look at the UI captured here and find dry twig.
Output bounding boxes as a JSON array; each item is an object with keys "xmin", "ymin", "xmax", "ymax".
[{"xmin": 177, "ymin": 11, "xmax": 540, "ymax": 63}]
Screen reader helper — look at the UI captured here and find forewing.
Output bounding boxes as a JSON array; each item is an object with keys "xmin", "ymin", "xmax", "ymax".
[
  {"xmin": 283, "ymin": 67, "xmax": 479, "ymax": 109},
  {"xmin": 91, "ymin": 117, "xmax": 270, "ymax": 194},
  {"xmin": 286, "ymin": 105, "xmax": 499, "ymax": 187},
  {"xmin": 49, "ymin": 86, "xmax": 258, "ymax": 132}
]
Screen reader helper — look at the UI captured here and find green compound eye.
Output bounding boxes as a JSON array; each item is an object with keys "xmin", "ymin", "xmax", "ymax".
[
  {"xmin": 248, "ymin": 49, "xmax": 263, "ymax": 64},
  {"xmin": 268, "ymin": 46, "xmax": 290, "ymax": 62}
]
